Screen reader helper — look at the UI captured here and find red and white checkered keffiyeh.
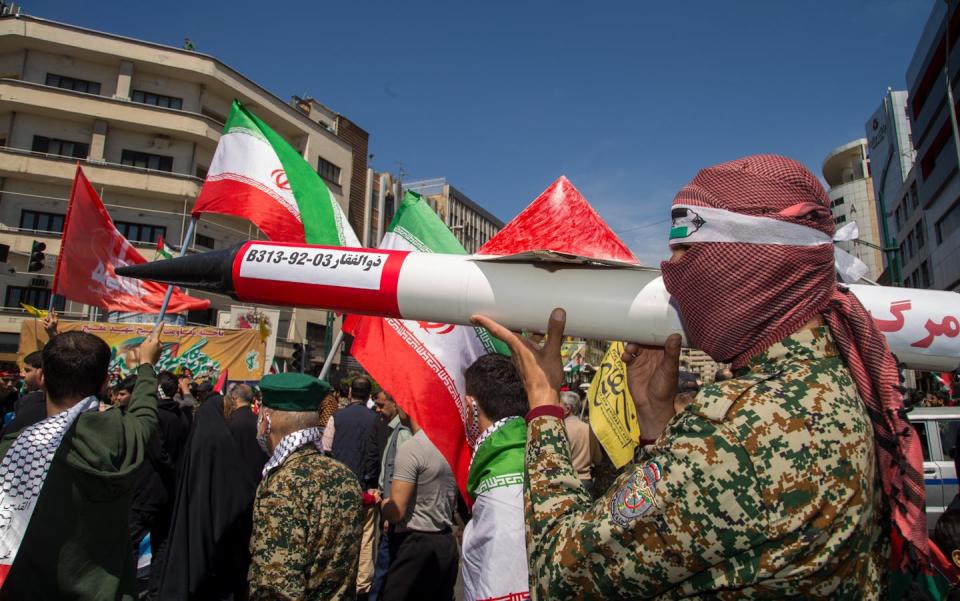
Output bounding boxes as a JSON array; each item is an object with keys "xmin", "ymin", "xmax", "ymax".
[{"xmin": 660, "ymin": 154, "xmax": 928, "ymax": 572}]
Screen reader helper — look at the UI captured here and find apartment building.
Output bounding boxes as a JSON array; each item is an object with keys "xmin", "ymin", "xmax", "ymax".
[
  {"xmin": 0, "ymin": 14, "xmax": 363, "ymax": 366},
  {"xmin": 402, "ymin": 178, "xmax": 504, "ymax": 253},
  {"xmin": 905, "ymin": 1, "xmax": 960, "ymax": 291}
]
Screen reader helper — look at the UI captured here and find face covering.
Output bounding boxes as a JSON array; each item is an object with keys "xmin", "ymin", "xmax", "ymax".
[{"xmin": 663, "ymin": 153, "xmax": 928, "ymax": 572}]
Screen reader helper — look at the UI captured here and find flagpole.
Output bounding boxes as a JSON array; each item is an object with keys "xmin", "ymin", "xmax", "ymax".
[
  {"xmin": 154, "ymin": 215, "xmax": 198, "ymax": 328},
  {"xmin": 318, "ymin": 330, "xmax": 344, "ymax": 380}
]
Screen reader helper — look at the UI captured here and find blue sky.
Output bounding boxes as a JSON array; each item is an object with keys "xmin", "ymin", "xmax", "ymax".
[{"xmin": 30, "ymin": 0, "xmax": 929, "ymax": 263}]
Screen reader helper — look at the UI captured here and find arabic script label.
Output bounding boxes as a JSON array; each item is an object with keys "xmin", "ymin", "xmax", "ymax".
[{"xmin": 238, "ymin": 244, "xmax": 389, "ymax": 291}]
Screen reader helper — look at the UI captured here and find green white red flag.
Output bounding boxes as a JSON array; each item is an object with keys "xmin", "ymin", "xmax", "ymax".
[
  {"xmin": 344, "ymin": 191, "xmax": 507, "ymax": 501},
  {"xmin": 192, "ymin": 100, "xmax": 360, "ymax": 246}
]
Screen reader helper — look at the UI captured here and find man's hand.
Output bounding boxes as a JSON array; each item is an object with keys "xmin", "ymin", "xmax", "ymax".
[
  {"xmin": 621, "ymin": 333, "xmax": 682, "ymax": 441},
  {"xmin": 178, "ymin": 376, "xmax": 191, "ymax": 396},
  {"xmin": 366, "ymin": 488, "xmax": 382, "ymax": 504},
  {"xmin": 140, "ymin": 323, "xmax": 164, "ymax": 367},
  {"xmin": 42, "ymin": 310, "xmax": 59, "ymax": 339},
  {"xmin": 471, "ymin": 308, "xmax": 566, "ymax": 409}
]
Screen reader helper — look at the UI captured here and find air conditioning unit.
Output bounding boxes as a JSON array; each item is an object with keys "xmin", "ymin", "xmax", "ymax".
[{"xmin": 152, "ymin": 135, "xmax": 171, "ymax": 149}]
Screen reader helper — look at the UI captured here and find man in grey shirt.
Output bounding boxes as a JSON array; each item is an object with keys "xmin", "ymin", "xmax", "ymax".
[{"xmin": 379, "ymin": 407, "xmax": 458, "ymax": 601}]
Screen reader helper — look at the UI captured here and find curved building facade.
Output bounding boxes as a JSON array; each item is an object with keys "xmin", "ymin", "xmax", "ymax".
[{"xmin": 823, "ymin": 139, "xmax": 883, "ymax": 281}]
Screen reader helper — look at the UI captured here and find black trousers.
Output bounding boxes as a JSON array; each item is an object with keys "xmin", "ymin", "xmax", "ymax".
[{"xmin": 381, "ymin": 530, "xmax": 459, "ymax": 601}]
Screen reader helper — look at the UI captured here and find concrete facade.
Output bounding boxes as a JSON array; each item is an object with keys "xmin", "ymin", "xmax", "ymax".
[
  {"xmin": 402, "ymin": 178, "xmax": 504, "ymax": 253},
  {"xmin": 905, "ymin": 1, "xmax": 960, "ymax": 291},
  {"xmin": 822, "ymin": 139, "xmax": 884, "ymax": 281},
  {"xmin": 0, "ymin": 14, "xmax": 361, "ymax": 366}
]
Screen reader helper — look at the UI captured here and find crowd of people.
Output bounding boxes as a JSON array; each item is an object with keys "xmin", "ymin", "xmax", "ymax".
[{"xmin": 3, "ymin": 154, "xmax": 960, "ymax": 600}]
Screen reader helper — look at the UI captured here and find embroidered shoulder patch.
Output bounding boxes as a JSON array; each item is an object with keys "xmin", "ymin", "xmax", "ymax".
[{"xmin": 609, "ymin": 461, "xmax": 662, "ymax": 526}]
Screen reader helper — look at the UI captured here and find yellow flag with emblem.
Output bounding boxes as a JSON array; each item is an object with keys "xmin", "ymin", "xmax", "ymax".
[
  {"xmin": 587, "ymin": 341, "xmax": 640, "ymax": 468},
  {"xmin": 20, "ymin": 303, "xmax": 48, "ymax": 319}
]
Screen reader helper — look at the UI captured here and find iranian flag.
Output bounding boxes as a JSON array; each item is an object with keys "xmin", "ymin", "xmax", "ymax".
[
  {"xmin": 344, "ymin": 191, "xmax": 507, "ymax": 503},
  {"xmin": 192, "ymin": 100, "xmax": 360, "ymax": 246}
]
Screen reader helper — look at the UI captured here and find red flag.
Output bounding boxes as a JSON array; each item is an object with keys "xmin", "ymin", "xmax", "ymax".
[
  {"xmin": 213, "ymin": 369, "xmax": 228, "ymax": 394},
  {"xmin": 478, "ymin": 176, "xmax": 639, "ymax": 263},
  {"xmin": 53, "ymin": 167, "xmax": 211, "ymax": 314}
]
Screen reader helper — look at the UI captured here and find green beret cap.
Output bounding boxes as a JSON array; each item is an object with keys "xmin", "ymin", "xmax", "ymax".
[{"xmin": 260, "ymin": 373, "xmax": 332, "ymax": 411}]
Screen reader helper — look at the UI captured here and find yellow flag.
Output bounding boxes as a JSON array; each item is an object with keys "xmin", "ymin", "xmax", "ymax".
[
  {"xmin": 258, "ymin": 317, "xmax": 269, "ymax": 343},
  {"xmin": 20, "ymin": 303, "xmax": 48, "ymax": 319},
  {"xmin": 587, "ymin": 341, "xmax": 640, "ymax": 468}
]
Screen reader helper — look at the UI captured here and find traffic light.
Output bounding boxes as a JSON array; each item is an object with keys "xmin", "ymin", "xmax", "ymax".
[
  {"xmin": 28, "ymin": 240, "xmax": 46, "ymax": 272},
  {"xmin": 291, "ymin": 343, "xmax": 304, "ymax": 373}
]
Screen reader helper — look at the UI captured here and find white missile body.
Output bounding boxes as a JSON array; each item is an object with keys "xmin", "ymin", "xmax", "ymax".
[{"xmin": 119, "ymin": 241, "xmax": 960, "ymax": 372}]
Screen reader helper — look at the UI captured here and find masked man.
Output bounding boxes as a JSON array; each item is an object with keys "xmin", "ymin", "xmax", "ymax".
[{"xmin": 474, "ymin": 155, "xmax": 925, "ymax": 599}]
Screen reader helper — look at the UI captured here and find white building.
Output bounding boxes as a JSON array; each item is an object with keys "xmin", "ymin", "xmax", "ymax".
[
  {"xmin": 822, "ymin": 139, "xmax": 884, "ymax": 281},
  {"xmin": 0, "ymin": 13, "xmax": 362, "ymax": 367}
]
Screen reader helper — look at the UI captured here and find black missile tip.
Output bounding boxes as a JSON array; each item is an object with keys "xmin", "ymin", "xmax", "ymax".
[{"xmin": 116, "ymin": 243, "xmax": 241, "ymax": 295}]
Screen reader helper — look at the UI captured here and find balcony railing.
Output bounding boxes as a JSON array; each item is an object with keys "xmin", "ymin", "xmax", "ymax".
[{"xmin": 0, "ymin": 145, "xmax": 205, "ymax": 183}]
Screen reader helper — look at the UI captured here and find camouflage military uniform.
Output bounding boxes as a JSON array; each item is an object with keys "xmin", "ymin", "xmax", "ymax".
[
  {"xmin": 525, "ymin": 326, "xmax": 887, "ymax": 599},
  {"xmin": 249, "ymin": 444, "xmax": 362, "ymax": 601}
]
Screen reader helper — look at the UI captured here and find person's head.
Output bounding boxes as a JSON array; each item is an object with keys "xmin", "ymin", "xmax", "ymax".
[
  {"xmin": 464, "ymin": 354, "xmax": 527, "ymax": 434},
  {"xmin": 662, "ymin": 155, "xmax": 837, "ymax": 367},
  {"xmin": 224, "ymin": 383, "xmax": 254, "ymax": 418},
  {"xmin": 677, "ymin": 371, "xmax": 700, "ymax": 396},
  {"xmin": 374, "ymin": 390, "xmax": 398, "ymax": 421},
  {"xmin": 21, "ymin": 351, "xmax": 43, "ymax": 392},
  {"xmin": 934, "ymin": 508, "xmax": 960, "ymax": 570},
  {"xmin": 714, "ymin": 368, "xmax": 734, "ymax": 383},
  {"xmin": 350, "ymin": 376, "xmax": 371, "ymax": 403},
  {"xmin": 674, "ymin": 391, "xmax": 696, "ymax": 414},
  {"xmin": 157, "ymin": 371, "xmax": 178, "ymax": 400},
  {"xmin": 230, "ymin": 383, "xmax": 254, "ymax": 407},
  {"xmin": 40, "ymin": 331, "xmax": 111, "ymax": 407},
  {"xmin": 338, "ymin": 379, "xmax": 350, "ymax": 399},
  {"xmin": 115, "ymin": 374, "xmax": 137, "ymax": 408},
  {"xmin": 559, "ymin": 390, "xmax": 581, "ymax": 417},
  {"xmin": 257, "ymin": 372, "xmax": 330, "ymax": 454},
  {"xmin": 394, "ymin": 403, "xmax": 419, "ymax": 432}
]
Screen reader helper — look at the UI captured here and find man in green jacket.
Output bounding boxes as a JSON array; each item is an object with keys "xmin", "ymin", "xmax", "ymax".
[{"xmin": 0, "ymin": 325, "xmax": 162, "ymax": 600}]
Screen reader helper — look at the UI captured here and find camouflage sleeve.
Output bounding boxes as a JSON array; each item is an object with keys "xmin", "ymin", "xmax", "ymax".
[
  {"xmin": 525, "ymin": 412, "xmax": 767, "ymax": 599},
  {"xmin": 249, "ymin": 480, "xmax": 310, "ymax": 601}
]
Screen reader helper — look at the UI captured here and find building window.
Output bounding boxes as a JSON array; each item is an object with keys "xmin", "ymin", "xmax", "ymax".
[
  {"xmin": 31, "ymin": 135, "xmax": 89, "ymax": 159},
  {"xmin": 19, "ymin": 210, "xmax": 65, "ymax": 233},
  {"xmin": 194, "ymin": 233, "xmax": 215, "ymax": 249},
  {"xmin": 834, "ymin": 215, "xmax": 846, "ymax": 225},
  {"xmin": 132, "ymin": 89, "xmax": 183, "ymax": 110},
  {"xmin": 916, "ymin": 222, "xmax": 925, "ymax": 249},
  {"xmin": 45, "ymin": 73, "xmax": 101, "ymax": 95},
  {"xmin": 920, "ymin": 261, "xmax": 931, "ymax": 288},
  {"xmin": 121, "ymin": 149, "xmax": 173, "ymax": 172},
  {"xmin": 935, "ymin": 201, "xmax": 960, "ymax": 245},
  {"xmin": 894, "ymin": 204, "xmax": 902, "ymax": 230},
  {"xmin": 910, "ymin": 181, "xmax": 919, "ymax": 210},
  {"xmin": 5, "ymin": 286, "xmax": 64, "ymax": 311},
  {"xmin": 906, "ymin": 232, "xmax": 915, "ymax": 259},
  {"xmin": 831, "ymin": 197, "xmax": 844, "ymax": 208},
  {"xmin": 115, "ymin": 221, "xmax": 166, "ymax": 243},
  {"xmin": 317, "ymin": 157, "xmax": 341, "ymax": 184}
]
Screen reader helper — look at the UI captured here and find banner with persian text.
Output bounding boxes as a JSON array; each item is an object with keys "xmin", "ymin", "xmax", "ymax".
[{"xmin": 19, "ymin": 320, "xmax": 266, "ymax": 381}]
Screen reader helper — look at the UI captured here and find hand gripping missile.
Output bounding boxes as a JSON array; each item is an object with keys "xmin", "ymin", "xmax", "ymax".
[{"xmin": 117, "ymin": 240, "xmax": 960, "ymax": 372}]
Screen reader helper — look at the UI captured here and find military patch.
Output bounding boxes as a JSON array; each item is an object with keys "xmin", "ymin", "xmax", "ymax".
[
  {"xmin": 669, "ymin": 207, "xmax": 705, "ymax": 240},
  {"xmin": 609, "ymin": 461, "xmax": 662, "ymax": 526}
]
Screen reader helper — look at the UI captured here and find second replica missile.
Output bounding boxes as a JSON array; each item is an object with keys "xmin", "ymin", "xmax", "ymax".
[{"xmin": 117, "ymin": 240, "xmax": 960, "ymax": 372}]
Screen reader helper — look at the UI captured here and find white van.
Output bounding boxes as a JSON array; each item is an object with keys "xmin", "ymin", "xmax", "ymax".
[{"xmin": 907, "ymin": 407, "xmax": 960, "ymax": 531}]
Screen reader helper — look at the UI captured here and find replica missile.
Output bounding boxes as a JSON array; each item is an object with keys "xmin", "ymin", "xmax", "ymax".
[{"xmin": 117, "ymin": 240, "xmax": 960, "ymax": 372}]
